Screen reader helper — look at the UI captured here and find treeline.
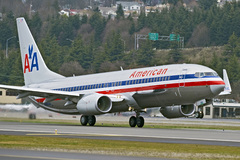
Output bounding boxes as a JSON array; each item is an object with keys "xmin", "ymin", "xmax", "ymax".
[{"xmin": 1, "ymin": 1, "xmax": 240, "ymax": 89}]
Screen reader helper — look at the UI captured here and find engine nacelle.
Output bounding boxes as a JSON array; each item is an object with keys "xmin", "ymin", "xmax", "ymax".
[
  {"xmin": 77, "ymin": 94, "xmax": 112, "ymax": 115},
  {"xmin": 160, "ymin": 104, "xmax": 195, "ymax": 119}
]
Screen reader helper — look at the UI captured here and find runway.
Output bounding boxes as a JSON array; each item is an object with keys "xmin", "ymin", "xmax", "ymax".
[
  {"xmin": 0, "ymin": 148, "xmax": 163, "ymax": 160},
  {"xmin": 0, "ymin": 120, "xmax": 240, "ymax": 160},
  {"xmin": 0, "ymin": 121, "xmax": 240, "ymax": 147}
]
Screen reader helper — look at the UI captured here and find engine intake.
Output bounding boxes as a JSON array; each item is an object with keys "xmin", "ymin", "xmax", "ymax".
[
  {"xmin": 77, "ymin": 94, "xmax": 112, "ymax": 115},
  {"xmin": 160, "ymin": 104, "xmax": 195, "ymax": 119}
]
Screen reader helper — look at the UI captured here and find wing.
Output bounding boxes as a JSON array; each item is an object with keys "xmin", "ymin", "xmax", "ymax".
[{"xmin": 0, "ymin": 84, "xmax": 126, "ymax": 104}]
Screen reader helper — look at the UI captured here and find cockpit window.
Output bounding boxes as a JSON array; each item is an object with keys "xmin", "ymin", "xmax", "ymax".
[
  {"xmin": 204, "ymin": 72, "xmax": 214, "ymax": 76},
  {"xmin": 194, "ymin": 72, "xmax": 218, "ymax": 77},
  {"xmin": 195, "ymin": 72, "xmax": 204, "ymax": 77},
  {"xmin": 194, "ymin": 72, "xmax": 200, "ymax": 77}
]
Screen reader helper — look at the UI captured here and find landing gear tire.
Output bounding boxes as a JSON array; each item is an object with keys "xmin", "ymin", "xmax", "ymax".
[
  {"xmin": 136, "ymin": 116, "xmax": 144, "ymax": 128},
  {"xmin": 80, "ymin": 115, "xmax": 96, "ymax": 126},
  {"xmin": 88, "ymin": 115, "xmax": 96, "ymax": 126},
  {"xmin": 29, "ymin": 113, "xmax": 36, "ymax": 119},
  {"xmin": 129, "ymin": 116, "xmax": 137, "ymax": 127},
  {"xmin": 196, "ymin": 111, "xmax": 204, "ymax": 119},
  {"xmin": 80, "ymin": 115, "xmax": 88, "ymax": 126}
]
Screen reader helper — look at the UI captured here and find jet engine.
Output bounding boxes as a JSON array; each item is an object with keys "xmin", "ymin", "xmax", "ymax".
[
  {"xmin": 160, "ymin": 104, "xmax": 195, "ymax": 118},
  {"xmin": 77, "ymin": 94, "xmax": 112, "ymax": 115}
]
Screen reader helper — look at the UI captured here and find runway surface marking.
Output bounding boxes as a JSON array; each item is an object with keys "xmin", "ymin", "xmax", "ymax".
[
  {"xmin": 0, "ymin": 154, "xmax": 85, "ymax": 160},
  {"xmin": 1, "ymin": 128, "xmax": 240, "ymax": 143}
]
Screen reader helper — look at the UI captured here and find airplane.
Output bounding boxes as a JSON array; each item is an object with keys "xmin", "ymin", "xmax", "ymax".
[{"xmin": 0, "ymin": 17, "xmax": 231, "ymax": 127}]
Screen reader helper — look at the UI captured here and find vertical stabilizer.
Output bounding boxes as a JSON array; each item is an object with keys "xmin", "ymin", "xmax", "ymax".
[{"xmin": 16, "ymin": 17, "xmax": 64, "ymax": 86}]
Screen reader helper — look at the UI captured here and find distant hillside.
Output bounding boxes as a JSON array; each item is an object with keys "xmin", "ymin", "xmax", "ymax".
[{"xmin": 154, "ymin": 46, "xmax": 224, "ymax": 66}]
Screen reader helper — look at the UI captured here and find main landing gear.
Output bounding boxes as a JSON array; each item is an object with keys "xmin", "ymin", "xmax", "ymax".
[
  {"xmin": 195, "ymin": 106, "xmax": 204, "ymax": 119},
  {"xmin": 129, "ymin": 112, "xmax": 145, "ymax": 128},
  {"xmin": 80, "ymin": 115, "xmax": 96, "ymax": 126},
  {"xmin": 196, "ymin": 111, "xmax": 204, "ymax": 119}
]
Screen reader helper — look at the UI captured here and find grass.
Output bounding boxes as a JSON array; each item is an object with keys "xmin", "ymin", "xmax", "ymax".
[{"xmin": 0, "ymin": 135, "xmax": 240, "ymax": 159}]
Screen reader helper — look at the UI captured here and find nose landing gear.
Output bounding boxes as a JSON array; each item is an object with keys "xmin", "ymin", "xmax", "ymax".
[{"xmin": 196, "ymin": 111, "xmax": 204, "ymax": 119}]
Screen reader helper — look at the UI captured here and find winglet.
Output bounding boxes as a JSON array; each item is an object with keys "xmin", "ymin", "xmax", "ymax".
[{"xmin": 219, "ymin": 69, "xmax": 232, "ymax": 95}]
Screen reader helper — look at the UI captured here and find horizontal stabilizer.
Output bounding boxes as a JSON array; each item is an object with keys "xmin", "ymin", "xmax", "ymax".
[{"xmin": 0, "ymin": 84, "xmax": 81, "ymax": 99}]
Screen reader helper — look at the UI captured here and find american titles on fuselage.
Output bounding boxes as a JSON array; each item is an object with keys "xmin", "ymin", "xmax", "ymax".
[{"xmin": 129, "ymin": 68, "xmax": 168, "ymax": 78}]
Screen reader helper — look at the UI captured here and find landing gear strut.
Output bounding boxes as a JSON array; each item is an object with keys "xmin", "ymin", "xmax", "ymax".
[
  {"xmin": 129, "ymin": 112, "xmax": 144, "ymax": 128},
  {"xmin": 80, "ymin": 115, "xmax": 96, "ymax": 126}
]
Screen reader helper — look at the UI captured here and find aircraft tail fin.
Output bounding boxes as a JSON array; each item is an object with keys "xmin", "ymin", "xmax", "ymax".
[
  {"xmin": 219, "ymin": 69, "xmax": 232, "ymax": 96},
  {"xmin": 16, "ymin": 17, "xmax": 64, "ymax": 86}
]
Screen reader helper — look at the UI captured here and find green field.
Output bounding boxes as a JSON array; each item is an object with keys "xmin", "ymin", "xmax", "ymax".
[{"xmin": 0, "ymin": 134, "xmax": 240, "ymax": 160}]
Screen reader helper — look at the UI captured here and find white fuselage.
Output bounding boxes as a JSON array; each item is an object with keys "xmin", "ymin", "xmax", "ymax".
[{"xmin": 28, "ymin": 63, "xmax": 225, "ymax": 114}]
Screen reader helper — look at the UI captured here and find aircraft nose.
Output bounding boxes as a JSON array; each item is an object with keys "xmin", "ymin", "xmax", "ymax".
[{"xmin": 210, "ymin": 84, "xmax": 225, "ymax": 95}]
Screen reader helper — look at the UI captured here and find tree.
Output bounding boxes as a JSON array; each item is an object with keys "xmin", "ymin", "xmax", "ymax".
[
  {"xmin": 210, "ymin": 52, "xmax": 222, "ymax": 76},
  {"xmin": 116, "ymin": 4, "xmax": 124, "ymax": 20},
  {"xmin": 0, "ymin": 21, "xmax": 13, "ymax": 50},
  {"xmin": 129, "ymin": 22, "xmax": 135, "ymax": 35},
  {"xmin": 89, "ymin": 12, "xmax": 106, "ymax": 42},
  {"xmin": 136, "ymin": 11, "xmax": 146, "ymax": 31},
  {"xmin": 49, "ymin": 16, "xmax": 75, "ymax": 46},
  {"xmin": 39, "ymin": 35, "xmax": 63, "ymax": 72},
  {"xmin": 69, "ymin": 15, "xmax": 80, "ymax": 30},
  {"xmin": 29, "ymin": 12, "xmax": 42, "ymax": 41},
  {"xmin": 227, "ymin": 54, "xmax": 240, "ymax": 82},
  {"xmin": 224, "ymin": 33, "xmax": 240, "ymax": 57},
  {"xmin": 167, "ymin": 0, "xmax": 179, "ymax": 5},
  {"xmin": 66, "ymin": 35, "xmax": 93, "ymax": 69},
  {"xmin": 168, "ymin": 48, "xmax": 182, "ymax": 63},
  {"xmin": 187, "ymin": 23, "xmax": 210, "ymax": 47},
  {"xmin": 104, "ymin": 31, "xmax": 124, "ymax": 61},
  {"xmin": 198, "ymin": 0, "xmax": 217, "ymax": 10},
  {"xmin": 7, "ymin": 50, "xmax": 24, "ymax": 85},
  {"xmin": 59, "ymin": 61, "xmax": 85, "ymax": 76},
  {"xmin": 81, "ymin": 14, "xmax": 88, "ymax": 24},
  {"xmin": 136, "ymin": 40, "xmax": 154, "ymax": 66}
]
